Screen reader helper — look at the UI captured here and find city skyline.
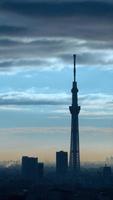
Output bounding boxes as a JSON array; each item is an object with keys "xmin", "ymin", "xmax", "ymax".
[{"xmin": 0, "ymin": 0, "xmax": 113, "ymax": 163}]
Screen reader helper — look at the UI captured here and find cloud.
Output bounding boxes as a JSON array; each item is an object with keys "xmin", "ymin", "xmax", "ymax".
[
  {"xmin": 0, "ymin": 89, "xmax": 70, "ymax": 106},
  {"xmin": 0, "ymin": 1, "xmax": 112, "ymax": 73},
  {"xmin": 0, "ymin": 126, "xmax": 113, "ymax": 137},
  {"xmin": 80, "ymin": 126, "xmax": 113, "ymax": 135},
  {"xmin": 1, "ymin": 1, "xmax": 113, "ymax": 18},
  {"xmin": 0, "ymin": 25, "xmax": 27, "ymax": 36},
  {"xmin": 50, "ymin": 92, "xmax": 113, "ymax": 117},
  {"xmin": 0, "ymin": 88, "xmax": 113, "ymax": 117},
  {"xmin": 0, "ymin": 126, "xmax": 113, "ymax": 135},
  {"xmin": 0, "ymin": 1, "xmax": 113, "ymax": 40},
  {"xmin": 0, "ymin": 37, "xmax": 113, "ymax": 73},
  {"xmin": 0, "ymin": 126, "xmax": 70, "ymax": 135},
  {"xmin": 79, "ymin": 93, "xmax": 113, "ymax": 117}
]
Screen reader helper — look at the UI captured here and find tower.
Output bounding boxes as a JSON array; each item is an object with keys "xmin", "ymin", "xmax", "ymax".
[{"xmin": 69, "ymin": 55, "xmax": 80, "ymax": 172}]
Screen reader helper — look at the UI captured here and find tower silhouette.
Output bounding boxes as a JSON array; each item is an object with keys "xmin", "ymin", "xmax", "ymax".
[{"xmin": 69, "ymin": 55, "xmax": 80, "ymax": 172}]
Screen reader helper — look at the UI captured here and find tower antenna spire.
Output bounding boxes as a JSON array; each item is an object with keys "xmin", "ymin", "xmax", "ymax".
[{"xmin": 73, "ymin": 54, "xmax": 76, "ymax": 82}]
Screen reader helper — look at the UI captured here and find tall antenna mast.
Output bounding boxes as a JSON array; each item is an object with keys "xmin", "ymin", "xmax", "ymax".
[
  {"xmin": 73, "ymin": 54, "xmax": 76, "ymax": 82},
  {"xmin": 69, "ymin": 54, "xmax": 80, "ymax": 172}
]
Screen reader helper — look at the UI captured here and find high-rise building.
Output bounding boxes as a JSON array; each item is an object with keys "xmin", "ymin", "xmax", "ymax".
[
  {"xmin": 56, "ymin": 151, "xmax": 68, "ymax": 174},
  {"xmin": 22, "ymin": 156, "xmax": 38, "ymax": 181},
  {"xmin": 69, "ymin": 55, "xmax": 80, "ymax": 172},
  {"xmin": 22, "ymin": 156, "xmax": 38, "ymax": 180},
  {"xmin": 21, "ymin": 156, "xmax": 44, "ymax": 181}
]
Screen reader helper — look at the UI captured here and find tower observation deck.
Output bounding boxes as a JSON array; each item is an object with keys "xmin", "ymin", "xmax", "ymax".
[{"xmin": 69, "ymin": 55, "xmax": 80, "ymax": 172}]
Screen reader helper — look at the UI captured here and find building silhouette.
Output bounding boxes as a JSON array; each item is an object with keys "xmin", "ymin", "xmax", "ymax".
[
  {"xmin": 56, "ymin": 151, "xmax": 68, "ymax": 174},
  {"xmin": 21, "ymin": 156, "xmax": 44, "ymax": 181},
  {"xmin": 22, "ymin": 156, "xmax": 38, "ymax": 181},
  {"xmin": 69, "ymin": 55, "xmax": 80, "ymax": 172}
]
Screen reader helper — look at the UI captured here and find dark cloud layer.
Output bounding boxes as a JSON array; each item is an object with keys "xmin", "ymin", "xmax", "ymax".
[
  {"xmin": 0, "ymin": 0, "xmax": 113, "ymax": 72},
  {"xmin": 0, "ymin": 25, "xmax": 27, "ymax": 36},
  {"xmin": 1, "ymin": 1, "xmax": 113, "ymax": 18},
  {"xmin": 0, "ymin": 1, "xmax": 113, "ymax": 40}
]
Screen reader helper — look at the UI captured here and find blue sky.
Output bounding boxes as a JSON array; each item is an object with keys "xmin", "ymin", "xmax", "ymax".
[
  {"xmin": 0, "ymin": 65, "xmax": 113, "ymax": 163},
  {"xmin": 0, "ymin": 0, "xmax": 113, "ymax": 163}
]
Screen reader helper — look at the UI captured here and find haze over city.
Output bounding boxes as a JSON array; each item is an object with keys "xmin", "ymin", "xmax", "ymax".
[{"xmin": 0, "ymin": 0, "xmax": 113, "ymax": 163}]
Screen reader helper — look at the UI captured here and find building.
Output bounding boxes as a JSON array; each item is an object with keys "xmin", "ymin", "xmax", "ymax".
[
  {"xmin": 69, "ymin": 55, "xmax": 80, "ymax": 173},
  {"xmin": 56, "ymin": 151, "xmax": 68, "ymax": 174},
  {"xmin": 22, "ymin": 156, "xmax": 38, "ymax": 181},
  {"xmin": 21, "ymin": 156, "xmax": 44, "ymax": 182}
]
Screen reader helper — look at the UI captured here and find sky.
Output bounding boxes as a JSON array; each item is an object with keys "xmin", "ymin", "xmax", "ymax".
[{"xmin": 0, "ymin": 0, "xmax": 113, "ymax": 163}]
